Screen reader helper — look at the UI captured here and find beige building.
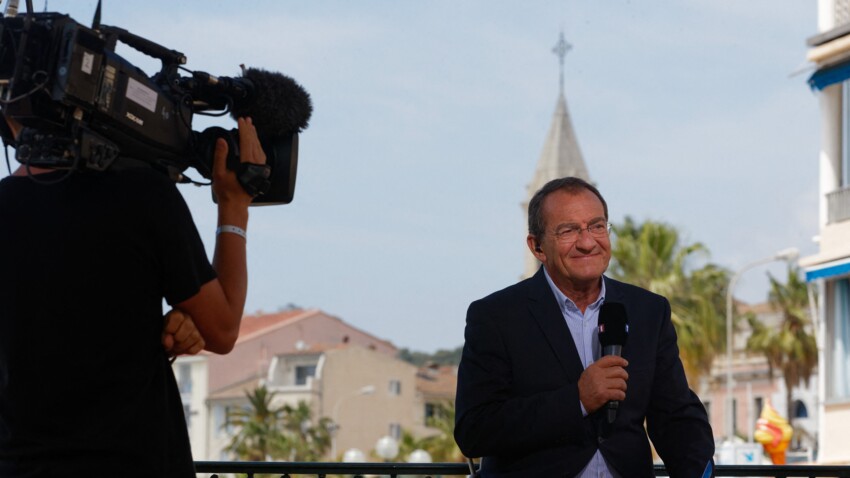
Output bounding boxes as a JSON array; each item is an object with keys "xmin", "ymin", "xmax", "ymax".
[
  {"xmin": 173, "ymin": 308, "xmax": 454, "ymax": 461},
  {"xmin": 802, "ymin": 0, "xmax": 850, "ymax": 464}
]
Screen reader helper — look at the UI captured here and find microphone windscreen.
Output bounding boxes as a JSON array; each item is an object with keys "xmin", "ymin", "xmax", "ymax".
[
  {"xmin": 230, "ymin": 67, "xmax": 313, "ymax": 138},
  {"xmin": 599, "ymin": 302, "xmax": 629, "ymax": 347}
]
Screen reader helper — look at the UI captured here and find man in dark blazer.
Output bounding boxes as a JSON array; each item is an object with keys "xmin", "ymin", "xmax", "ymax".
[{"xmin": 454, "ymin": 177, "xmax": 715, "ymax": 477}]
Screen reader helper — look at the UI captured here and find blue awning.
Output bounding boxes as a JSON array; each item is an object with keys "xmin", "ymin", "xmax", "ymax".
[
  {"xmin": 805, "ymin": 257, "xmax": 850, "ymax": 281},
  {"xmin": 808, "ymin": 61, "xmax": 850, "ymax": 90}
]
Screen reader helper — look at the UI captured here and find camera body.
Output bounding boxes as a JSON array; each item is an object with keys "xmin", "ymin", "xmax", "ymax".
[{"xmin": 0, "ymin": 11, "xmax": 303, "ymax": 205}]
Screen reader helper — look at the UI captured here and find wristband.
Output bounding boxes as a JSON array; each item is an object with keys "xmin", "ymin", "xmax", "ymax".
[{"xmin": 216, "ymin": 225, "xmax": 247, "ymax": 240}]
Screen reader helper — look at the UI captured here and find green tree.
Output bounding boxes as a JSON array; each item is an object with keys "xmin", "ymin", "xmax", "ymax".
[
  {"xmin": 224, "ymin": 385, "xmax": 287, "ymax": 461},
  {"xmin": 609, "ymin": 216, "xmax": 728, "ymax": 384},
  {"xmin": 397, "ymin": 346, "xmax": 463, "ymax": 366},
  {"xmin": 746, "ymin": 265, "xmax": 818, "ymax": 421},
  {"xmin": 398, "ymin": 401, "xmax": 464, "ymax": 463},
  {"xmin": 397, "ymin": 428, "xmax": 431, "ymax": 460},
  {"xmin": 224, "ymin": 385, "xmax": 331, "ymax": 462},
  {"xmin": 279, "ymin": 401, "xmax": 333, "ymax": 461}
]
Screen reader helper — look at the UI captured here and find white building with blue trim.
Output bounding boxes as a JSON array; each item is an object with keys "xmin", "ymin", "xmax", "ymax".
[{"xmin": 801, "ymin": 0, "xmax": 850, "ymax": 464}]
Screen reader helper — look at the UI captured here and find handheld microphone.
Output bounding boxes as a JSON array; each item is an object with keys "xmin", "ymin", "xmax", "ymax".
[{"xmin": 598, "ymin": 301, "xmax": 629, "ymax": 424}]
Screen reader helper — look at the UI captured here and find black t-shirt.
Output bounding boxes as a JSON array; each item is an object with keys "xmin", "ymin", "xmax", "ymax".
[{"xmin": 0, "ymin": 168, "xmax": 216, "ymax": 477}]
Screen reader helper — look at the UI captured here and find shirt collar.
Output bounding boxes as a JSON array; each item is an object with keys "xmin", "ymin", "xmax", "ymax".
[{"xmin": 542, "ymin": 268, "xmax": 606, "ymax": 314}]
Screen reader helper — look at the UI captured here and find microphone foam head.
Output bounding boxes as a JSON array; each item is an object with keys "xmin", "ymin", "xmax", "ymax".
[
  {"xmin": 231, "ymin": 67, "xmax": 313, "ymax": 137},
  {"xmin": 599, "ymin": 302, "xmax": 629, "ymax": 347}
]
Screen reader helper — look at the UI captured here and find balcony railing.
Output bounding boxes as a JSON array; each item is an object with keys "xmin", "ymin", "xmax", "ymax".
[
  {"xmin": 827, "ymin": 185, "xmax": 850, "ymax": 223},
  {"xmin": 194, "ymin": 461, "xmax": 850, "ymax": 477}
]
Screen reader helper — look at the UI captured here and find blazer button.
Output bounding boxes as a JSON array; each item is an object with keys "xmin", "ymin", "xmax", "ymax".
[{"xmin": 597, "ymin": 436, "xmax": 604, "ymax": 444}]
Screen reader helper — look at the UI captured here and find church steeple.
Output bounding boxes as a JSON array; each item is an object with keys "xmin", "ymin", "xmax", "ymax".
[
  {"xmin": 552, "ymin": 31, "xmax": 571, "ymax": 98},
  {"xmin": 522, "ymin": 32, "xmax": 591, "ymax": 279}
]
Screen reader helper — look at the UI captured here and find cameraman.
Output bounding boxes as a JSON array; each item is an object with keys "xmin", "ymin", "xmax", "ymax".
[{"xmin": 0, "ymin": 116, "xmax": 265, "ymax": 477}]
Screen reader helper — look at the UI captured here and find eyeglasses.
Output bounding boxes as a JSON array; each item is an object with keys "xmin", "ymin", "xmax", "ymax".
[{"xmin": 550, "ymin": 222, "xmax": 611, "ymax": 243}]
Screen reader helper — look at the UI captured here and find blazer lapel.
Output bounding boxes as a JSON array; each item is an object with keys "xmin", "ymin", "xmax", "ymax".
[
  {"xmin": 527, "ymin": 268, "xmax": 585, "ymax": 381},
  {"xmin": 602, "ymin": 275, "xmax": 625, "ymax": 302}
]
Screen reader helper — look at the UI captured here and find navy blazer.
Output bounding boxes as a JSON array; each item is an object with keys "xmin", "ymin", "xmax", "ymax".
[{"xmin": 454, "ymin": 269, "xmax": 714, "ymax": 477}]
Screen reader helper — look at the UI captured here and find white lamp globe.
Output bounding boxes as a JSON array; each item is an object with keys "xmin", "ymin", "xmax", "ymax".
[
  {"xmin": 375, "ymin": 435, "xmax": 399, "ymax": 460},
  {"xmin": 407, "ymin": 449, "xmax": 432, "ymax": 463},
  {"xmin": 342, "ymin": 448, "xmax": 366, "ymax": 462}
]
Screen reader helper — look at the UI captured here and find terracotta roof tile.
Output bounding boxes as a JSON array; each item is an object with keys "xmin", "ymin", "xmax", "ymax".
[
  {"xmin": 416, "ymin": 365, "xmax": 457, "ymax": 398},
  {"xmin": 238, "ymin": 308, "xmax": 312, "ymax": 338}
]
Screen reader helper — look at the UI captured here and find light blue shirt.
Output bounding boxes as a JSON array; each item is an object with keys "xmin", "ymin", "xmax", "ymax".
[{"xmin": 543, "ymin": 269, "xmax": 621, "ymax": 478}]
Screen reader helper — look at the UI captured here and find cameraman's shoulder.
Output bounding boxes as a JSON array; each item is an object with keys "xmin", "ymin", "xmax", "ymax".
[{"xmin": 108, "ymin": 167, "xmax": 180, "ymax": 195}]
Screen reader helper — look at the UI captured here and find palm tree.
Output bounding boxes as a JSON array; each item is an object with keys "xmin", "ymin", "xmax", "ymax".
[
  {"xmin": 397, "ymin": 428, "xmax": 431, "ymax": 461},
  {"xmin": 225, "ymin": 385, "xmax": 331, "ymax": 462},
  {"xmin": 224, "ymin": 385, "xmax": 288, "ymax": 461},
  {"xmin": 398, "ymin": 401, "xmax": 464, "ymax": 463},
  {"xmin": 746, "ymin": 265, "xmax": 818, "ymax": 421},
  {"xmin": 422, "ymin": 401, "xmax": 464, "ymax": 462},
  {"xmin": 279, "ymin": 401, "xmax": 333, "ymax": 461},
  {"xmin": 609, "ymin": 216, "xmax": 728, "ymax": 384}
]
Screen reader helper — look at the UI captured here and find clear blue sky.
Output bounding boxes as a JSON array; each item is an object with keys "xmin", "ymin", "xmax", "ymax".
[{"xmin": 2, "ymin": 1, "xmax": 820, "ymax": 352}]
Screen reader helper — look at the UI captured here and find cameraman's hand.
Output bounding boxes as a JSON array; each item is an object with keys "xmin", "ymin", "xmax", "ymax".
[
  {"xmin": 162, "ymin": 309, "xmax": 205, "ymax": 356},
  {"xmin": 179, "ymin": 117, "xmax": 264, "ymax": 354},
  {"xmin": 212, "ymin": 117, "xmax": 267, "ymax": 208}
]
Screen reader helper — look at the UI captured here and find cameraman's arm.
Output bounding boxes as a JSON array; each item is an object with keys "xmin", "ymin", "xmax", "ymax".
[{"xmin": 176, "ymin": 117, "xmax": 265, "ymax": 354}]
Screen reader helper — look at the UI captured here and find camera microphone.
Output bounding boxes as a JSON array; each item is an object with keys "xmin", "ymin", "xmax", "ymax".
[
  {"xmin": 192, "ymin": 67, "xmax": 312, "ymax": 137},
  {"xmin": 230, "ymin": 67, "xmax": 312, "ymax": 137}
]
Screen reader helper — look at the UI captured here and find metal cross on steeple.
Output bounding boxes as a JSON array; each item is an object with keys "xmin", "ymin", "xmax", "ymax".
[{"xmin": 552, "ymin": 31, "xmax": 572, "ymax": 97}]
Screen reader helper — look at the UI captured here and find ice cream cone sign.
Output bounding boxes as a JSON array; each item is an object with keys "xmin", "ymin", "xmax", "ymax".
[{"xmin": 753, "ymin": 400, "xmax": 793, "ymax": 464}]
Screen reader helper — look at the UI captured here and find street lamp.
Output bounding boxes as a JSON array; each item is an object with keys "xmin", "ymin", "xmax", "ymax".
[
  {"xmin": 342, "ymin": 448, "xmax": 366, "ymax": 462},
  {"xmin": 375, "ymin": 435, "xmax": 399, "ymax": 462},
  {"xmin": 331, "ymin": 385, "xmax": 375, "ymax": 459},
  {"xmin": 724, "ymin": 247, "xmax": 798, "ymax": 442},
  {"xmin": 407, "ymin": 449, "xmax": 432, "ymax": 463}
]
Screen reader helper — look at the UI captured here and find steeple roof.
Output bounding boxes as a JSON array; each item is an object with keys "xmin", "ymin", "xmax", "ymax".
[{"xmin": 526, "ymin": 91, "xmax": 589, "ymax": 196}]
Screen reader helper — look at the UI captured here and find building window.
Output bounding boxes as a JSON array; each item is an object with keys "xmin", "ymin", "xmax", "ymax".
[
  {"xmin": 793, "ymin": 400, "xmax": 809, "ymax": 418},
  {"xmin": 213, "ymin": 405, "xmax": 235, "ymax": 437},
  {"xmin": 389, "ymin": 422, "xmax": 401, "ymax": 440},
  {"xmin": 177, "ymin": 363, "xmax": 192, "ymax": 395},
  {"xmin": 295, "ymin": 365, "xmax": 316, "ymax": 386},
  {"xmin": 754, "ymin": 397, "xmax": 764, "ymax": 426},
  {"xmin": 388, "ymin": 379, "xmax": 401, "ymax": 396},
  {"xmin": 828, "ymin": 278, "xmax": 850, "ymax": 400},
  {"xmin": 183, "ymin": 404, "xmax": 192, "ymax": 429},
  {"xmin": 425, "ymin": 403, "xmax": 436, "ymax": 420}
]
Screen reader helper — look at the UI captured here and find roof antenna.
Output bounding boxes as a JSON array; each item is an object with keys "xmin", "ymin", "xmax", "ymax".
[{"xmin": 91, "ymin": 0, "xmax": 101, "ymax": 30}]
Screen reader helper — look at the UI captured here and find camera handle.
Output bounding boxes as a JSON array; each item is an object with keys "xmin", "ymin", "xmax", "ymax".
[
  {"xmin": 99, "ymin": 25, "xmax": 186, "ymax": 69},
  {"xmin": 201, "ymin": 127, "xmax": 271, "ymax": 198}
]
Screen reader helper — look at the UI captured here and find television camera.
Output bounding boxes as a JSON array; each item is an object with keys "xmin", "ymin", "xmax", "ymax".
[{"xmin": 0, "ymin": 0, "xmax": 312, "ymax": 204}]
